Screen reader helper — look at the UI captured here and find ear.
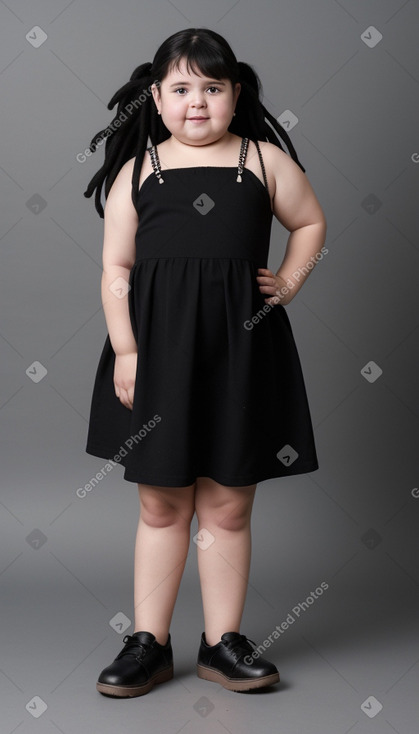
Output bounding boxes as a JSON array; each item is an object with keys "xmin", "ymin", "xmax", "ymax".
[
  {"xmin": 233, "ymin": 82, "xmax": 241, "ymax": 106},
  {"xmin": 151, "ymin": 83, "xmax": 161, "ymax": 112}
]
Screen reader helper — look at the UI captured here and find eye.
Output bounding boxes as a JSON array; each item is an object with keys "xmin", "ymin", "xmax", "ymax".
[{"xmin": 173, "ymin": 86, "xmax": 221, "ymax": 95}]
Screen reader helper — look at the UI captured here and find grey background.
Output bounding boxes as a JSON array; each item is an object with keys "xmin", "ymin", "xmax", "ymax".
[{"xmin": 1, "ymin": 0, "xmax": 418, "ymax": 732}]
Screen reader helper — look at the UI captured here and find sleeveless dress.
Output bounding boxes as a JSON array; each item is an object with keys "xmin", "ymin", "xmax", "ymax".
[{"xmin": 85, "ymin": 137, "xmax": 319, "ymax": 487}]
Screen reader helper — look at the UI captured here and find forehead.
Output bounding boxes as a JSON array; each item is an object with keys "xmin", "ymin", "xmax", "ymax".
[{"xmin": 165, "ymin": 58, "xmax": 220, "ymax": 81}]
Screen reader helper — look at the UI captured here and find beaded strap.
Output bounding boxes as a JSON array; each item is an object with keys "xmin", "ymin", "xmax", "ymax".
[
  {"xmin": 148, "ymin": 145, "xmax": 164, "ymax": 184},
  {"xmin": 254, "ymin": 140, "xmax": 269, "ymax": 191},
  {"xmin": 147, "ymin": 137, "xmax": 250, "ymax": 184},
  {"xmin": 236, "ymin": 137, "xmax": 249, "ymax": 182}
]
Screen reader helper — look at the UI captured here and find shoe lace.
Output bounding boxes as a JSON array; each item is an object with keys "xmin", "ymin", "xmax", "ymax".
[
  {"xmin": 115, "ymin": 634, "xmax": 152, "ymax": 661},
  {"xmin": 225, "ymin": 634, "xmax": 258, "ymax": 659}
]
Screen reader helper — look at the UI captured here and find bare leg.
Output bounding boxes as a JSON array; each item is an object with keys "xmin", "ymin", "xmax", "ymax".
[
  {"xmin": 194, "ymin": 477, "xmax": 257, "ymax": 647},
  {"xmin": 134, "ymin": 482, "xmax": 196, "ymax": 645}
]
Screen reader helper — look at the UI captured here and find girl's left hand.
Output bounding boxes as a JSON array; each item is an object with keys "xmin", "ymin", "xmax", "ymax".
[{"xmin": 256, "ymin": 268, "xmax": 284, "ymax": 306}]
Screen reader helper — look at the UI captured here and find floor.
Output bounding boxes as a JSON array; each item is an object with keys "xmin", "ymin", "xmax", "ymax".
[{"xmin": 2, "ymin": 477, "xmax": 418, "ymax": 734}]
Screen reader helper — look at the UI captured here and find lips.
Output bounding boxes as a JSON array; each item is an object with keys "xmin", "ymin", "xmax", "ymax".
[{"xmin": 188, "ymin": 117, "xmax": 209, "ymax": 120}]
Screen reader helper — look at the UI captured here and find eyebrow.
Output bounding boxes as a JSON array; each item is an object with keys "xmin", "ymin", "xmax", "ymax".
[{"xmin": 169, "ymin": 80, "xmax": 226, "ymax": 88}]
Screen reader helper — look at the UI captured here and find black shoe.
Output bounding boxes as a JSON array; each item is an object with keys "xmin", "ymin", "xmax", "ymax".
[
  {"xmin": 197, "ymin": 631, "xmax": 280, "ymax": 692},
  {"xmin": 96, "ymin": 631, "xmax": 173, "ymax": 697}
]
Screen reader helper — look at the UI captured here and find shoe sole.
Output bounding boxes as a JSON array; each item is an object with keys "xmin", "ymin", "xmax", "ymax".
[
  {"xmin": 96, "ymin": 665, "xmax": 174, "ymax": 697},
  {"xmin": 196, "ymin": 663, "xmax": 280, "ymax": 691}
]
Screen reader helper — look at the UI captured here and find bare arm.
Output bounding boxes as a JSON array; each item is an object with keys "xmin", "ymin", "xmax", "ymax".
[
  {"xmin": 100, "ymin": 157, "xmax": 138, "ymax": 408},
  {"xmin": 257, "ymin": 144, "xmax": 327, "ymax": 306},
  {"xmin": 101, "ymin": 157, "xmax": 138, "ymax": 353}
]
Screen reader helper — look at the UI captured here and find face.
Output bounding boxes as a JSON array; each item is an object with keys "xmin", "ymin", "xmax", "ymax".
[{"xmin": 151, "ymin": 58, "xmax": 241, "ymax": 146}]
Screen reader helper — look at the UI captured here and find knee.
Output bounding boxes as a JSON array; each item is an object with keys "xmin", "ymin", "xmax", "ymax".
[
  {"xmin": 196, "ymin": 501, "xmax": 252, "ymax": 532},
  {"xmin": 140, "ymin": 494, "xmax": 194, "ymax": 529},
  {"xmin": 195, "ymin": 480, "xmax": 256, "ymax": 532},
  {"xmin": 220, "ymin": 505, "xmax": 252, "ymax": 532}
]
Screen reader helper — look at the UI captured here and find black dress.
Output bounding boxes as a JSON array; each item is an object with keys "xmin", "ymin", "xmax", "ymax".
[{"xmin": 85, "ymin": 137, "xmax": 319, "ymax": 486}]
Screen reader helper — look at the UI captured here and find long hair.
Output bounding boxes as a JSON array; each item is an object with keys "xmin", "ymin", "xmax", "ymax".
[{"xmin": 83, "ymin": 27, "xmax": 306, "ymax": 218}]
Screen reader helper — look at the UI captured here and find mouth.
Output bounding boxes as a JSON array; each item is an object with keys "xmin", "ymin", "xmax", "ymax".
[{"xmin": 188, "ymin": 117, "xmax": 209, "ymax": 120}]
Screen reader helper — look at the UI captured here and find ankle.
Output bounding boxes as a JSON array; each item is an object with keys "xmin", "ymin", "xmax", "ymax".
[
  {"xmin": 156, "ymin": 633, "xmax": 169, "ymax": 646},
  {"xmin": 133, "ymin": 630, "xmax": 169, "ymax": 646},
  {"xmin": 205, "ymin": 635, "xmax": 220, "ymax": 646},
  {"xmin": 205, "ymin": 630, "xmax": 239, "ymax": 647}
]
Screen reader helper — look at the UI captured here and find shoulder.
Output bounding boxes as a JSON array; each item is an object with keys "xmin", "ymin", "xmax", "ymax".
[
  {"xmin": 117, "ymin": 156, "xmax": 137, "ymax": 181},
  {"xmin": 255, "ymin": 140, "xmax": 305, "ymax": 183},
  {"xmin": 255, "ymin": 139, "xmax": 309, "ymax": 203},
  {"xmin": 255, "ymin": 141, "xmax": 326, "ymax": 230},
  {"xmin": 104, "ymin": 156, "xmax": 138, "ymax": 218},
  {"xmin": 108, "ymin": 156, "xmax": 136, "ymax": 193},
  {"xmin": 247, "ymin": 139, "xmax": 302, "ymax": 205},
  {"xmin": 111, "ymin": 152, "xmax": 151, "ymax": 186},
  {"xmin": 107, "ymin": 151, "xmax": 151, "ymax": 202}
]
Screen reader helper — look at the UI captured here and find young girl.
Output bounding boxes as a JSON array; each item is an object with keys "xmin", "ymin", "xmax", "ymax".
[{"xmin": 84, "ymin": 27, "xmax": 326, "ymax": 698}]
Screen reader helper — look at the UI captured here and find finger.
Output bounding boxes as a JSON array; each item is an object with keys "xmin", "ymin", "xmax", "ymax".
[
  {"xmin": 256, "ymin": 269, "xmax": 273, "ymax": 277},
  {"xmin": 119, "ymin": 388, "xmax": 130, "ymax": 410},
  {"xmin": 126, "ymin": 386, "xmax": 134, "ymax": 410},
  {"xmin": 257, "ymin": 271, "xmax": 275, "ymax": 282},
  {"xmin": 258, "ymin": 284, "xmax": 277, "ymax": 295},
  {"xmin": 128, "ymin": 385, "xmax": 135, "ymax": 406},
  {"xmin": 257, "ymin": 277, "xmax": 274, "ymax": 285}
]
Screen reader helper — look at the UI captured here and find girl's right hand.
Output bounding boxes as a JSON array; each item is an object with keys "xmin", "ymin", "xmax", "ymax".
[{"xmin": 113, "ymin": 352, "xmax": 137, "ymax": 410}]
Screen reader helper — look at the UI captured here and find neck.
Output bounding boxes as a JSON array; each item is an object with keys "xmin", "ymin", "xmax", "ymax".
[{"xmin": 166, "ymin": 131, "xmax": 235, "ymax": 155}]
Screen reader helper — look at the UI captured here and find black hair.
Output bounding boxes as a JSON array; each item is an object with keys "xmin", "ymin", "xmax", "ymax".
[{"xmin": 83, "ymin": 27, "xmax": 306, "ymax": 218}]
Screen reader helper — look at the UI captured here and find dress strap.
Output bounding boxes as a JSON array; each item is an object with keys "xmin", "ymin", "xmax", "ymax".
[
  {"xmin": 147, "ymin": 138, "xmax": 251, "ymax": 184},
  {"xmin": 236, "ymin": 137, "xmax": 249, "ymax": 182},
  {"xmin": 147, "ymin": 145, "xmax": 164, "ymax": 184},
  {"xmin": 254, "ymin": 140, "xmax": 269, "ymax": 191}
]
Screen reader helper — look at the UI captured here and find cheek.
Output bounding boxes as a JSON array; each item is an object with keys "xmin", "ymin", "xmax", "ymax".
[
  {"xmin": 215, "ymin": 97, "xmax": 234, "ymax": 112},
  {"xmin": 170, "ymin": 102, "xmax": 187, "ymax": 119}
]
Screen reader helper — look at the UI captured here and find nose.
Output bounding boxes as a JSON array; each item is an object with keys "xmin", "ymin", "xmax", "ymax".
[{"xmin": 190, "ymin": 91, "xmax": 206, "ymax": 108}]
